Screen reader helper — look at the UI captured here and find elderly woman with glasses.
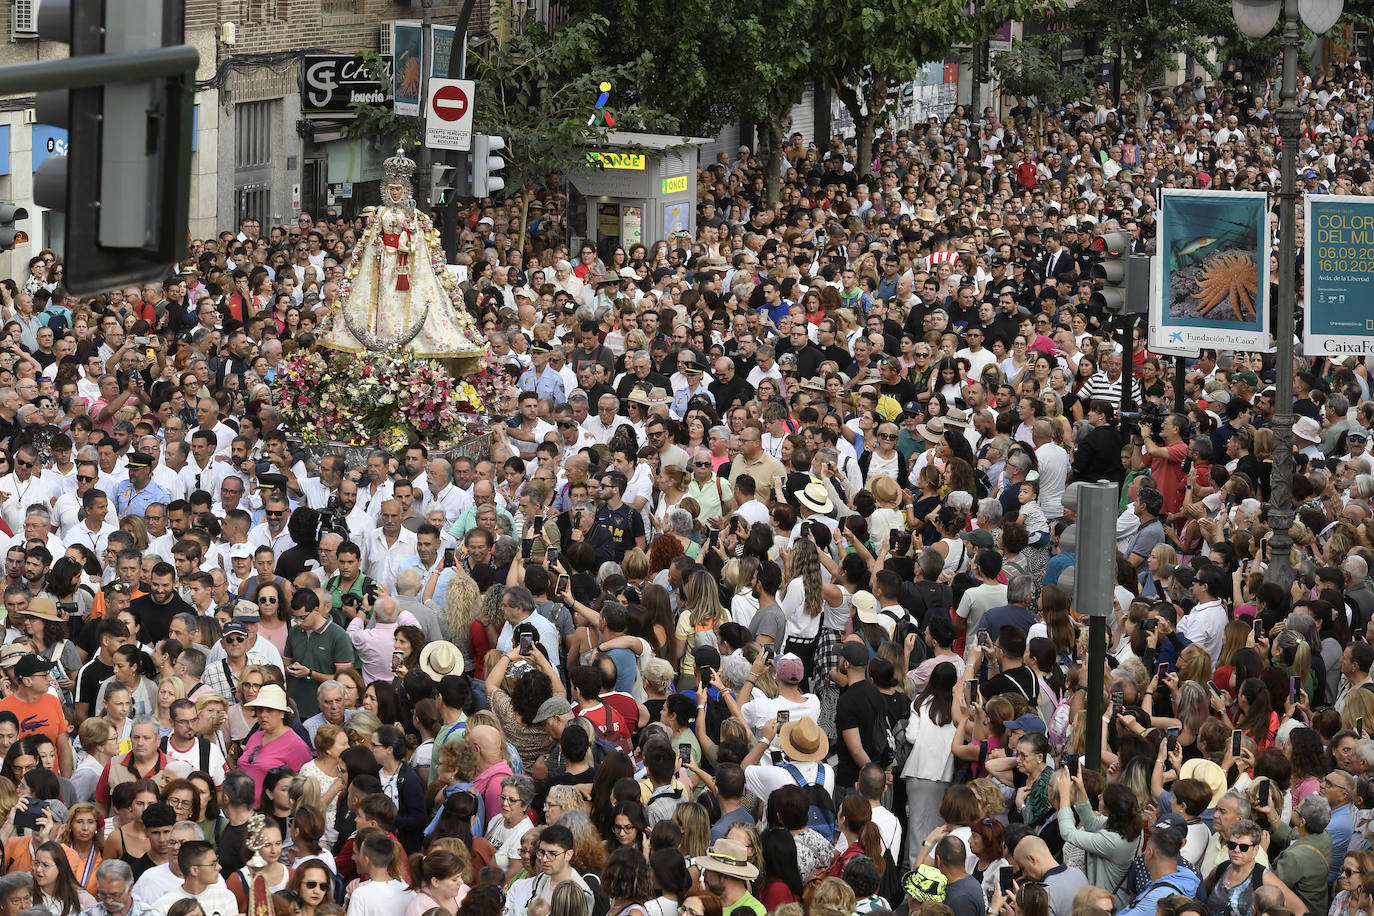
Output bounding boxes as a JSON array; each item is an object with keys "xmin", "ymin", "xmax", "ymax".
[{"xmin": 1205, "ymin": 817, "xmax": 1304, "ymax": 916}]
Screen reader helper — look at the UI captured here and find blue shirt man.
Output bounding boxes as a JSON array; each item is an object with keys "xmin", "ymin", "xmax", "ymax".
[
  {"xmin": 113, "ymin": 452, "xmax": 170, "ymax": 518},
  {"xmin": 519, "ymin": 341, "xmax": 566, "ymax": 403},
  {"xmin": 671, "ymin": 358, "xmax": 715, "ymax": 419},
  {"xmin": 1326, "ymin": 773, "xmax": 1356, "ymax": 882}
]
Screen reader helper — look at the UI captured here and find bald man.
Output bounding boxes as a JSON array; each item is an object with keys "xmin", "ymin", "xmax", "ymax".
[
  {"xmin": 1012, "ymin": 836, "xmax": 1087, "ymax": 916},
  {"xmin": 469, "ymin": 724, "xmax": 515, "ymax": 821}
]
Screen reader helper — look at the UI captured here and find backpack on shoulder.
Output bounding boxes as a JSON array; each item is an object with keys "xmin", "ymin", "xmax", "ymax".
[{"xmin": 781, "ymin": 762, "xmax": 838, "ymax": 842}]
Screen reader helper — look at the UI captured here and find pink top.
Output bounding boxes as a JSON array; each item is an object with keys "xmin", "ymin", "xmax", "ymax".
[
  {"xmin": 404, "ymin": 887, "xmax": 469, "ymax": 916},
  {"xmin": 240, "ymin": 727, "xmax": 314, "ymax": 805},
  {"xmin": 473, "ymin": 760, "xmax": 514, "ymax": 828}
]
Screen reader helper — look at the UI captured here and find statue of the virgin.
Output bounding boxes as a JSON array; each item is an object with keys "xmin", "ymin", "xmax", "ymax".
[{"xmin": 322, "ymin": 148, "xmax": 486, "ymax": 360}]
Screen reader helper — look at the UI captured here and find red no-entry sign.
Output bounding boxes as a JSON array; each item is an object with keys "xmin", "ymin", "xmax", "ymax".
[{"xmin": 425, "ymin": 78, "xmax": 475, "ymax": 152}]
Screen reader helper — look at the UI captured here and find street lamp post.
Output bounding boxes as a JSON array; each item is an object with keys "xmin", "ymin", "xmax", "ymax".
[{"xmin": 1232, "ymin": 0, "xmax": 1342, "ymax": 590}]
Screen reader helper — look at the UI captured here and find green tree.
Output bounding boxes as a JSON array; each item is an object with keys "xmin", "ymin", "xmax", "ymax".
[
  {"xmin": 467, "ymin": 6, "xmax": 677, "ymax": 241},
  {"xmin": 1000, "ymin": 0, "xmax": 1245, "ymax": 128},
  {"xmin": 569, "ymin": 0, "xmax": 815, "ymax": 207},
  {"xmin": 344, "ymin": 52, "xmax": 421, "ymax": 149},
  {"xmin": 814, "ymin": 0, "xmax": 1043, "ymax": 178}
]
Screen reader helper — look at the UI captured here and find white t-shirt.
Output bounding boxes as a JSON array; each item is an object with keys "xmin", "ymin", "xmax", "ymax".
[
  {"xmin": 154, "ymin": 882, "xmax": 239, "ymax": 916},
  {"xmin": 162, "ymin": 736, "xmax": 229, "ymax": 784},
  {"xmin": 347, "ymin": 879, "xmax": 416, "ymax": 916}
]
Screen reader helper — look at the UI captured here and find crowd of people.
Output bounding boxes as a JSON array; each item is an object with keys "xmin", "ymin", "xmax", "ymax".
[{"xmin": 0, "ymin": 57, "xmax": 1372, "ymax": 916}]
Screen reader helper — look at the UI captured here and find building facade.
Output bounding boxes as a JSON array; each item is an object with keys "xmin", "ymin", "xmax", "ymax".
[{"xmin": 0, "ymin": 0, "xmax": 484, "ymax": 274}]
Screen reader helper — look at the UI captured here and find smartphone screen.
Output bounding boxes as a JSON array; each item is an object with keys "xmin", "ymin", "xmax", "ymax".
[
  {"xmin": 708, "ymin": 528, "xmax": 720, "ymax": 548},
  {"xmin": 1231, "ymin": 728, "xmax": 1243, "ymax": 757},
  {"xmin": 519, "ymin": 634, "xmax": 533, "ymax": 656},
  {"xmin": 521, "ymin": 538, "xmax": 533, "ymax": 560},
  {"xmin": 1111, "ymin": 690, "xmax": 1124, "ymax": 716},
  {"xmin": 1068, "ymin": 755, "xmax": 1079, "ymax": 777},
  {"xmin": 1253, "ymin": 618, "xmax": 1263, "ymax": 641},
  {"xmin": 1289, "ymin": 676, "xmax": 1298, "ymax": 700},
  {"xmin": 679, "ymin": 744, "xmax": 692, "ymax": 765},
  {"xmin": 557, "ymin": 574, "xmax": 570, "ymax": 595},
  {"xmin": 547, "ymin": 546, "xmax": 560, "ymax": 567},
  {"xmin": 999, "ymin": 866, "xmax": 1014, "ymax": 893},
  {"xmin": 1257, "ymin": 780, "xmax": 1270, "ymax": 807},
  {"xmin": 1167, "ymin": 728, "xmax": 1179, "ymax": 754},
  {"xmin": 967, "ymin": 681, "xmax": 979, "ymax": 705},
  {"xmin": 890, "ymin": 529, "xmax": 900, "ymax": 552},
  {"xmin": 777, "ymin": 709, "xmax": 790, "ymax": 725},
  {"xmin": 1156, "ymin": 662, "xmax": 1168, "ymax": 679}
]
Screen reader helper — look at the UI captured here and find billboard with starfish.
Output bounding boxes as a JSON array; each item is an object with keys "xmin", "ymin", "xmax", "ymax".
[
  {"xmin": 1151, "ymin": 189, "xmax": 1269, "ymax": 351},
  {"xmin": 1305, "ymin": 195, "xmax": 1374, "ymax": 356}
]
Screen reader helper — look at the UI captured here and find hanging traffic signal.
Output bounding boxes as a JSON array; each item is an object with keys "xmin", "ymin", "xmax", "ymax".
[
  {"xmin": 31, "ymin": 0, "xmax": 198, "ymax": 295},
  {"xmin": 0, "ymin": 203, "xmax": 29, "ymax": 252},
  {"xmin": 471, "ymin": 134, "xmax": 507, "ymax": 198}
]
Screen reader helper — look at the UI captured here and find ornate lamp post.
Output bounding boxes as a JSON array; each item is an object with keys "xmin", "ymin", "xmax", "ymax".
[{"xmin": 1232, "ymin": 0, "xmax": 1342, "ymax": 588}]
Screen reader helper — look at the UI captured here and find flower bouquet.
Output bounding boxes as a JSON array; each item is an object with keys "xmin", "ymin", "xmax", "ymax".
[{"xmin": 274, "ymin": 347, "xmax": 501, "ymax": 448}]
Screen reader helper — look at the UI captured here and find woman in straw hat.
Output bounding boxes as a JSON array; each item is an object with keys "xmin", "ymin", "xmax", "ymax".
[{"xmin": 239, "ymin": 684, "xmax": 312, "ymax": 805}]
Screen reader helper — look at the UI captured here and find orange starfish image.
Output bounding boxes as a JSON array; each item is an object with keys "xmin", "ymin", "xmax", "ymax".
[{"xmin": 1194, "ymin": 254, "xmax": 1257, "ymax": 319}]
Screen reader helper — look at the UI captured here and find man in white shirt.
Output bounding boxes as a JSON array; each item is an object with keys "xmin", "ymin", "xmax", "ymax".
[
  {"xmin": 180, "ymin": 431, "xmax": 228, "ymax": 501},
  {"xmin": 424, "ymin": 459, "xmax": 470, "ymax": 530},
  {"xmin": 347, "ymin": 833, "xmax": 415, "ymax": 916},
  {"xmin": 64, "ymin": 488, "xmax": 118, "ymax": 557},
  {"xmin": 191, "ymin": 398, "xmax": 236, "ymax": 453},
  {"xmin": 582, "ymin": 393, "xmax": 632, "ymax": 445},
  {"xmin": 1032, "ymin": 419, "xmax": 1070, "ymax": 523},
  {"xmin": 362, "ymin": 499, "xmax": 417, "ymax": 588},
  {"xmin": 298, "ymin": 455, "xmax": 345, "ymax": 511},
  {"xmin": 152, "ymin": 837, "xmax": 238, "ymax": 916},
  {"xmin": 131, "ymin": 812, "xmax": 195, "ymax": 904},
  {"xmin": 0, "ymin": 444, "xmax": 56, "ymax": 534},
  {"xmin": 1179, "ymin": 565, "xmax": 1229, "ymax": 663}
]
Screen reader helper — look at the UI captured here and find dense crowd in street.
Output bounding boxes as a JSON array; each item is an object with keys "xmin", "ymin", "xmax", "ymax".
[{"xmin": 0, "ymin": 59, "xmax": 1372, "ymax": 916}]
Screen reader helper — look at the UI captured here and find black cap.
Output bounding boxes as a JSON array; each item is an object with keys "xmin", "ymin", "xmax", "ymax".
[
  {"xmin": 531, "ymin": 340, "xmax": 552, "ymax": 354},
  {"xmin": 257, "ymin": 473, "xmax": 288, "ymax": 491},
  {"xmin": 125, "ymin": 451, "xmax": 154, "ymax": 470},
  {"xmin": 15, "ymin": 654, "xmax": 56, "ymax": 679}
]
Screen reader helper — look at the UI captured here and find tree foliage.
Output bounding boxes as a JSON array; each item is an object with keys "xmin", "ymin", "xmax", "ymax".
[
  {"xmin": 468, "ymin": 6, "xmax": 677, "ymax": 200},
  {"xmin": 568, "ymin": 0, "xmax": 814, "ymax": 138},
  {"xmin": 344, "ymin": 52, "xmax": 421, "ymax": 150},
  {"xmin": 814, "ymin": 0, "xmax": 1044, "ymax": 177}
]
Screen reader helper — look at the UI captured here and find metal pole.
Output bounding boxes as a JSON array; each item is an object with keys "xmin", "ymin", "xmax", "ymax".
[
  {"xmin": 416, "ymin": 0, "xmax": 435, "ymax": 211},
  {"xmin": 1267, "ymin": 0, "xmax": 1300, "ymax": 590},
  {"xmin": 1118, "ymin": 314, "xmax": 1135, "ymax": 437},
  {"xmin": 0, "ymin": 45, "xmax": 199, "ymax": 93},
  {"xmin": 441, "ymin": 0, "xmax": 479, "ymax": 261},
  {"xmin": 1085, "ymin": 615, "xmax": 1106, "ymax": 771},
  {"xmin": 1174, "ymin": 357, "xmax": 1187, "ymax": 413}
]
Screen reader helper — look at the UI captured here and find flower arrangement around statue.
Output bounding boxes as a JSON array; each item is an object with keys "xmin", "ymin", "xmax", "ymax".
[{"xmin": 274, "ymin": 347, "xmax": 501, "ymax": 451}]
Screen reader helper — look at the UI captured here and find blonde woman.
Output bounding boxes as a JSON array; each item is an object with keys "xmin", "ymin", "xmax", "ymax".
[
  {"xmin": 1142, "ymin": 543, "xmax": 1177, "ymax": 600},
  {"xmin": 722, "ymin": 557, "xmax": 759, "ymax": 630},
  {"xmin": 442, "ymin": 565, "xmax": 482, "ymax": 665},
  {"xmin": 673, "ymin": 567, "xmax": 731, "ymax": 680},
  {"xmin": 153, "ymin": 676, "xmax": 186, "ymax": 738}
]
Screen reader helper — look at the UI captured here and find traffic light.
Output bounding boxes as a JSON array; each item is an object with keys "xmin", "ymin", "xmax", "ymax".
[
  {"xmin": 471, "ymin": 134, "xmax": 507, "ymax": 198},
  {"xmin": 0, "ymin": 203, "xmax": 29, "ymax": 252},
  {"xmin": 1088, "ymin": 231, "xmax": 1131, "ymax": 312},
  {"xmin": 32, "ymin": 0, "xmax": 197, "ymax": 295},
  {"xmin": 431, "ymin": 161, "xmax": 461, "ymax": 206},
  {"xmin": 1058, "ymin": 481, "xmax": 1118, "ymax": 616},
  {"xmin": 1089, "ymin": 231, "xmax": 1150, "ymax": 315}
]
